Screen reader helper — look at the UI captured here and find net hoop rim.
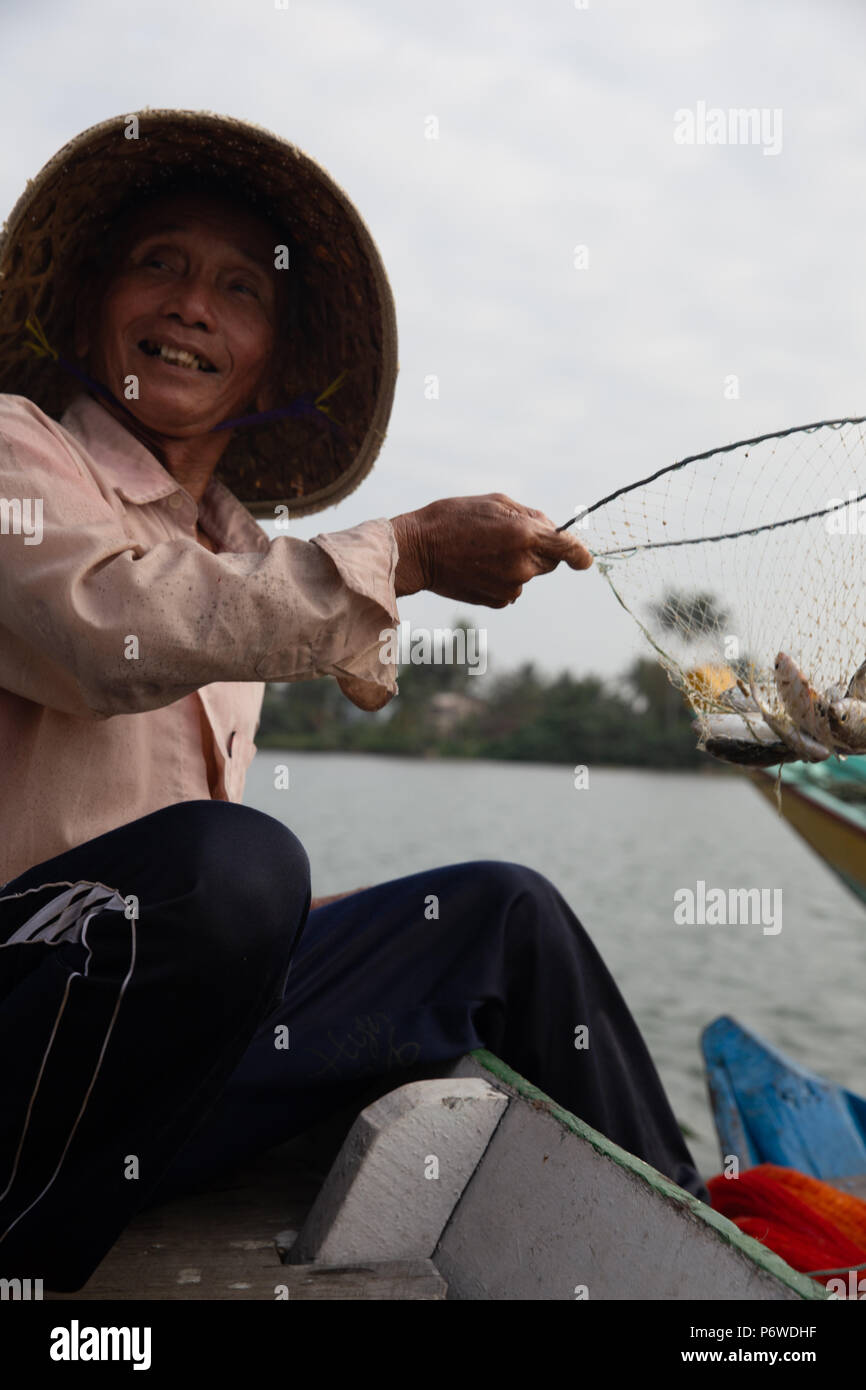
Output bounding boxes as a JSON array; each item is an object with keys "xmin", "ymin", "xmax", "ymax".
[{"xmin": 559, "ymin": 413, "xmax": 866, "ymax": 536}]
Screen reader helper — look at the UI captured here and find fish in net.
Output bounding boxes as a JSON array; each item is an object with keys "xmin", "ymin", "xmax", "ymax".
[{"xmin": 558, "ymin": 417, "xmax": 866, "ymax": 766}]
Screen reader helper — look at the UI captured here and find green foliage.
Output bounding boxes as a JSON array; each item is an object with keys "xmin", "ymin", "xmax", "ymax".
[
  {"xmin": 650, "ymin": 589, "xmax": 730, "ymax": 639},
  {"xmin": 256, "ymin": 621, "xmax": 702, "ymax": 767}
]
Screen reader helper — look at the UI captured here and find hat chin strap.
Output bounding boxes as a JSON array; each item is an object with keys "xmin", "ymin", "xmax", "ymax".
[
  {"xmin": 23, "ymin": 314, "xmax": 346, "ymax": 441},
  {"xmin": 211, "ymin": 377, "xmax": 346, "ymax": 435}
]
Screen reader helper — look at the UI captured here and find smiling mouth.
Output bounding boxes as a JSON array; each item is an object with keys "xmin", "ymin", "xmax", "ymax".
[{"xmin": 138, "ymin": 340, "xmax": 217, "ymax": 373}]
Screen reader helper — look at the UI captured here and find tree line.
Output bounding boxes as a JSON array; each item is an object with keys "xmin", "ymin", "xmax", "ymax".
[{"xmin": 256, "ymin": 620, "xmax": 706, "ymax": 768}]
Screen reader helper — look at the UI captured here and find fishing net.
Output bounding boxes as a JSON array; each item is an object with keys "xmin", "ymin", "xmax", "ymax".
[{"xmin": 560, "ymin": 417, "xmax": 866, "ymax": 764}]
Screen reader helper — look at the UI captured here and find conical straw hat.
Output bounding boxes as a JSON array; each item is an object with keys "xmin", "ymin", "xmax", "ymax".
[{"xmin": 0, "ymin": 109, "xmax": 398, "ymax": 518}]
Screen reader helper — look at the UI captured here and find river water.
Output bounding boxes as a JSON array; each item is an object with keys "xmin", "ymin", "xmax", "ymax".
[{"xmin": 244, "ymin": 751, "xmax": 866, "ymax": 1179}]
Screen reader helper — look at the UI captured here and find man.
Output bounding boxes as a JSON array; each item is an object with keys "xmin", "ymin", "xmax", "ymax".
[{"xmin": 0, "ymin": 110, "xmax": 707, "ymax": 1292}]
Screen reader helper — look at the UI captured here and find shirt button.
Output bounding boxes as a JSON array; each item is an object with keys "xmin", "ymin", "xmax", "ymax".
[{"xmin": 167, "ymin": 494, "xmax": 184, "ymax": 510}]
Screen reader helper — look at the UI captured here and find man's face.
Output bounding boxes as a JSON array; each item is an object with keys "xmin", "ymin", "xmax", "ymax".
[{"xmin": 78, "ymin": 191, "xmax": 282, "ymax": 436}]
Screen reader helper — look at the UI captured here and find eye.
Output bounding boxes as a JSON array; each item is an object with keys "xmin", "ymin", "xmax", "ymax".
[
  {"xmin": 231, "ymin": 281, "xmax": 260, "ymax": 299},
  {"xmin": 144, "ymin": 256, "xmax": 171, "ymax": 270}
]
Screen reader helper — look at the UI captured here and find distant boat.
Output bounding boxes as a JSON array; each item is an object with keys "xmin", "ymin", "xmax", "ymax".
[
  {"xmin": 703, "ymin": 1015, "xmax": 866, "ymax": 1196},
  {"xmin": 750, "ymin": 757, "xmax": 866, "ymax": 908}
]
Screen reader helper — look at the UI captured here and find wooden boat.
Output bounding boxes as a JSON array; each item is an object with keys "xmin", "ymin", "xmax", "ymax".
[
  {"xmin": 47, "ymin": 1049, "xmax": 824, "ymax": 1302},
  {"xmin": 703, "ymin": 1015, "xmax": 866, "ymax": 1199},
  {"xmin": 750, "ymin": 757, "xmax": 866, "ymax": 908}
]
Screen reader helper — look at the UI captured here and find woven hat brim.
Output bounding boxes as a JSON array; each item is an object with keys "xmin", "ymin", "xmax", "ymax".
[{"xmin": 0, "ymin": 109, "xmax": 398, "ymax": 518}]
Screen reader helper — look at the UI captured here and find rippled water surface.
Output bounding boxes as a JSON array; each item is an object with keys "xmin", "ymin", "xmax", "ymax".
[{"xmin": 245, "ymin": 752, "xmax": 866, "ymax": 1178}]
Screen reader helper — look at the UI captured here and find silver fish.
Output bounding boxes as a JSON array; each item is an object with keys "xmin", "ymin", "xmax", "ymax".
[
  {"xmin": 697, "ymin": 713, "xmax": 798, "ymax": 767},
  {"xmin": 717, "ymin": 683, "xmax": 760, "ymax": 713},
  {"xmin": 828, "ymin": 697, "xmax": 866, "ymax": 753},
  {"xmin": 702, "ymin": 739, "xmax": 798, "ymax": 767},
  {"xmin": 824, "ymin": 683, "xmax": 848, "ymax": 704},
  {"xmin": 702, "ymin": 712, "xmax": 781, "ymax": 744},
  {"xmin": 749, "ymin": 676, "xmax": 831, "ymax": 763},
  {"xmin": 847, "ymin": 660, "xmax": 866, "ymax": 700},
  {"xmin": 774, "ymin": 652, "xmax": 835, "ymax": 748}
]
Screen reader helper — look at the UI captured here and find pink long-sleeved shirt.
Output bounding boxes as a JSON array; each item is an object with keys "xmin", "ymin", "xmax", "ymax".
[{"xmin": 0, "ymin": 392, "xmax": 400, "ymax": 883}]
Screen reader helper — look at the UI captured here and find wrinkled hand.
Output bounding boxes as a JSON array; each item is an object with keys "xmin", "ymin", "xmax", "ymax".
[{"xmin": 391, "ymin": 494, "xmax": 592, "ymax": 605}]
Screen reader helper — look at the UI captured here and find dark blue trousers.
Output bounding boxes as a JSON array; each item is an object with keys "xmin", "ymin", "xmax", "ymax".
[{"xmin": 0, "ymin": 800, "xmax": 707, "ymax": 1291}]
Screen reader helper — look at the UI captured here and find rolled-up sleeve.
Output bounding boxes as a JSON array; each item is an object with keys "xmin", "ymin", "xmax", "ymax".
[
  {"xmin": 0, "ymin": 404, "xmax": 400, "ymax": 718},
  {"xmin": 309, "ymin": 522, "xmax": 400, "ymax": 711}
]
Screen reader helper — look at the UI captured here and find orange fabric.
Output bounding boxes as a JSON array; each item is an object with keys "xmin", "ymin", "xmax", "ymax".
[
  {"xmin": 709, "ymin": 1163, "xmax": 866, "ymax": 1283},
  {"xmin": 763, "ymin": 1166, "xmax": 866, "ymax": 1246}
]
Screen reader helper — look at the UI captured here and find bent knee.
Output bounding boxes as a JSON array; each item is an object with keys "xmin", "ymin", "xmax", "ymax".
[
  {"xmin": 141, "ymin": 801, "xmax": 307, "ymax": 886},
  {"xmin": 137, "ymin": 802, "xmax": 310, "ymax": 956},
  {"xmin": 463, "ymin": 859, "xmax": 558, "ymax": 904}
]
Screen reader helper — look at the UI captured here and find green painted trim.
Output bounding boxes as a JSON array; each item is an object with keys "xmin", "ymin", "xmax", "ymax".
[
  {"xmin": 466, "ymin": 1049, "xmax": 827, "ymax": 1301},
  {"xmin": 836, "ymin": 869, "xmax": 866, "ymax": 909}
]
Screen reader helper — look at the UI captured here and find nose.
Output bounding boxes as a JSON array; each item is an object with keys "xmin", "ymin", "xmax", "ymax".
[{"xmin": 159, "ymin": 275, "xmax": 214, "ymax": 332}]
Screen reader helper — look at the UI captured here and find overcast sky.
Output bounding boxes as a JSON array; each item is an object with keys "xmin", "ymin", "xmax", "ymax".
[{"xmin": 3, "ymin": 0, "xmax": 865, "ymax": 678}]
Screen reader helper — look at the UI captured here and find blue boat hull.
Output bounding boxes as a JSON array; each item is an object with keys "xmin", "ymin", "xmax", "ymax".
[{"xmin": 702, "ymin": 1016, "xmax": 866, "ymax": 1181}]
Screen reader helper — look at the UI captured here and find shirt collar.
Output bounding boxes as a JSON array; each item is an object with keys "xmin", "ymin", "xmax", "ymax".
[{"xmin": 59, "ymin": 392, "xmax": 270, "ymax": 555}]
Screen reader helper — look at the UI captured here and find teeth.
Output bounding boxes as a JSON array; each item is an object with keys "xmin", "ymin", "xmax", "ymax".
[{"xmin": 141, "ymin": 341, "xmax": 213, "ymax": 371}]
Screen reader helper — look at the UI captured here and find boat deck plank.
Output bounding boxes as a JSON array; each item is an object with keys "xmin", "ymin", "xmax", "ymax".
[{"xmin": 44, "ymin": 1126, "xmax": 446, "ymax": 1301}]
